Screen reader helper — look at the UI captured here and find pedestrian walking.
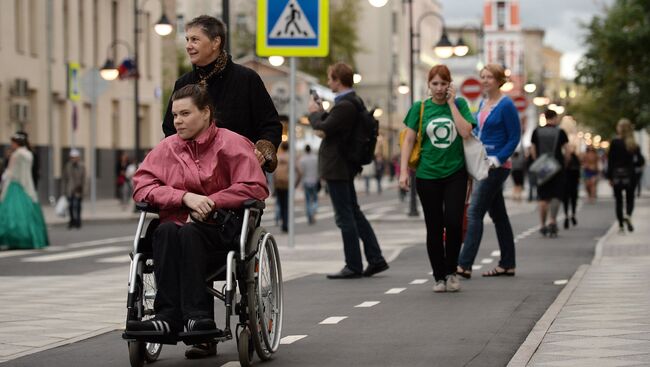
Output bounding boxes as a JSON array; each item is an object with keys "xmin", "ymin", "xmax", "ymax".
[
  {"xmin": 161, "ymin": 15, "xmax": 282, "ymax": 359},
  {"xmin": 531, "ymin": 109, "xmax": 569, "ymax": 237},
  {"xmin": 273, "ymin": 142, "xmax": 300, "ymax": 232},
  {"xmin": 162, "ymin": 15, "xmax": 282, "ymax": 175},
  {"xmin": 457, "ymin": 63, "xmax": 520, "ymax": 279},
  {"xmin": 0, "ymin": 132, "xmax": 49, "ymax": 250},
  {"xmin": 582, "ymin": 146, "xmax": 600, "ymax": 202},
  {"xmin": 62, "ymin": 149, "xmax": 87, "ymax": 229},
  {"xmin": 308, "ymin": 62, "xmax": 389, "ymax": 279},
  {"xmin": 128, "ymin": 83, "xmax": 269, "ymax": 344},
  {"xmin": 526, "ymin": 146, "xmax": 538, "ymax": 202},
  {"xmin": 607, "ymin": 118, "xmax": 640, "ymax": 233},
  {"xmin": 374, "ymin": 154, "xmax": 385, "ymax": 195},
  {"xmin": 399, "ymin": 64, "xmax": 475, "ymax": 292},
  {"xmin": 633, "ymin": 148, "xmax": 645, "ymax": 198},
  {"xmin": 510, "ymin": 144, "xmax": 526, "ymax": 201},
  {"xmin": 361, "ymin": 160, "xmax": 376, "ymax": 195},
  {"xmin": 563, "ymin": 144, "xmax": 581, "ymax": 229},
  {"xmin": 299, "ymin": 144, "xmax": 319, "ymax": 224}
]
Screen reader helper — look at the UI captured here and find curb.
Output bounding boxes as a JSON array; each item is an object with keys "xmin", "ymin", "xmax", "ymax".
[{"xmin": 506, "ymin": 220, "xmax": 619, "ymax": 367}]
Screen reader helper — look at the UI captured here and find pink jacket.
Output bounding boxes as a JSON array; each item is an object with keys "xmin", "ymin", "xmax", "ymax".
[{"xmin": 133, "ymin": 124, "xmax": 269, "ymax": 225}]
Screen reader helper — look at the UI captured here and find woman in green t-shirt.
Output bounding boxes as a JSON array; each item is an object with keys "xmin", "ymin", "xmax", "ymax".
[{"xmin": 399, "ymin": 64, "xmax": 476, "ymax": 293}]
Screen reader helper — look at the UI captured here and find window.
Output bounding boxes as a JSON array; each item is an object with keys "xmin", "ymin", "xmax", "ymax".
[
  {"xmin": 497, "ymin": 42, "xmax": 506, "ymax": 66},
  {"xmin": 79, "ymin": 0, "xmax": 85, "ymax": 66},
  {"xmin": 29, "ymin": 0, "xmax": 39, "ymax": 56},
  {"xmin": 93, "ymin": 0, "xmax": 99, "ymax": 66},
  {"xmin": 146, "ymin": 12, "xmax": 152, "ymax": 80},
  {"xmin": 111, "ymin": 1, "xmax": 118, "ymax": 61},
  {"xmin": 496, "ymin": 1, "xmax": 505, "ymax": 30},
  {"xmin": 63, "ymin": 0, "xmax": 69, "ymax": 61},
  {"xmin": 15, "ymin": 0, "xmax": 25, "ymax": 54}
]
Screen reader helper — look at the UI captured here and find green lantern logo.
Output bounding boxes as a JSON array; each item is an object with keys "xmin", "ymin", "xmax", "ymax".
[{"xmin": 426, "ymin": 117, "xmax": 457, "ymax": 148}]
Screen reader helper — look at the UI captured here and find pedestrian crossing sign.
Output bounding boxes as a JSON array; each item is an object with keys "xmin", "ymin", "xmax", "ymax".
[{"xmin": 257, "ymin": 0, "xmax": 329, "ymax": 57}]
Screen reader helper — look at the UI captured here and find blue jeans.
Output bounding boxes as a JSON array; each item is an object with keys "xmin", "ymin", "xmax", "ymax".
[
  {"xmin": 458, "ymin": 167, "xmax": 516, "ymax": 269},
  {"xmin": 303, "ymin": 183, "xmax": 319, "ymax": 222},
  {"xmin": 68, "ymin": 195, "xmax": 82, "ymax": 228},
  {"xmin": 326, "ymin": 179, "xmax": 385, "ymax": 273}
]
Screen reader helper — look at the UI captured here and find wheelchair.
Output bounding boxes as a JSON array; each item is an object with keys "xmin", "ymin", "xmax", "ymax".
[{"xmin": 122, "ymin": 199, "xmax": 283, "ymax": 367}]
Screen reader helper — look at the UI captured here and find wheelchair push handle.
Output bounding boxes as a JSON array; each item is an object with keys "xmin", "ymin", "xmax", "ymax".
[{"xmin": 135, "ymin": 202, "xmax": 159, "ymax": 213}]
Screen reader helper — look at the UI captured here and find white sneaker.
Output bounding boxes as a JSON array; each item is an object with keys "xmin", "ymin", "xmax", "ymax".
[
  {"xmin": 432, "ymin": 280, "xmax": 446, "ymax": 293},
  {"xmin": 446, "ymin": 274, "xmax": 460, "ymax": 292}
]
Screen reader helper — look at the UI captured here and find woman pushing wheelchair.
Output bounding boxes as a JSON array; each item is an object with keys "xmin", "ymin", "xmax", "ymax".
[{"xmin": 127, "ymin": 84, "xmax": 269, "ymax": 336}]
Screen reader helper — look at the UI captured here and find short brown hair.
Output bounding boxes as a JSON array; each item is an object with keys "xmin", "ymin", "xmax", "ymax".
[
  {"xmin": 481, "ymin": 63, "xmax": 507, "ymax": 87},
  {"xmin": 427, "ymin": 64, "xmax": 452, "ymax": 83},
  {"xmin": 171, "ymin": 84, "xmax": 215, "ymax": 122},
  {"xmin": 185, "ymin": 15, "xmax": 227, "ymax": 52},
  {"xmin": 327, "ymin": 62, "xmax": 354, "ymax": 88}
]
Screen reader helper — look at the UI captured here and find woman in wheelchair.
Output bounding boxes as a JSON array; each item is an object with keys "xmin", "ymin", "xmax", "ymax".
[{"xmin": 127, "ymin": 84, "xmax": 269, "ymax": 336}]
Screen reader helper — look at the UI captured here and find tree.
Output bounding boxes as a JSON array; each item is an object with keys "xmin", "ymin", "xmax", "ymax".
[
  {"xmin": 572, "ymin": 0, "xmax": 650, "ymax": 137},
  {"xmin": 298, "ymin": 0, "xmax": 364, "ymax": 84}
]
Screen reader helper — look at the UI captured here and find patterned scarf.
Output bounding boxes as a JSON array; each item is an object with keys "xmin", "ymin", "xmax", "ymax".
[{"xmin": 196, "ymin": 51, "xmax": 229, "ymax": 87}]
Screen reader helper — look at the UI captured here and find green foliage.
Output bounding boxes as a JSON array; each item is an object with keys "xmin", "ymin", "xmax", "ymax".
[
  {"xmin": 298, "ymin": 0, "xmax": 363, "ymax": 84},
  {"xmin": 573, "ymin": 0, "xmax": 650, "ymax": 137}
]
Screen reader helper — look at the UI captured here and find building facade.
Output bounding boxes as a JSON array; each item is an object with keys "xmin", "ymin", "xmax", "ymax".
[{"xmin": 0, "ymin": 0, "xmax": 167, "ymax": 203}]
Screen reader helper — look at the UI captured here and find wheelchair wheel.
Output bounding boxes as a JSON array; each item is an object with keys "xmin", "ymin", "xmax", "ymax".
[
  {"xmin": 238, "ymin": 327, "xmax": 254, "ymax": 367},
  {"xmin": 128, "ymin": 341, "xmax": 145, "ymax": 367},
  {"xmin": 247, "ymin": 230, "xmax": 283, "ymax": 360},
  {"xmin": 141, "ymin": 266, "xmax": 162, "ymax": 362}
]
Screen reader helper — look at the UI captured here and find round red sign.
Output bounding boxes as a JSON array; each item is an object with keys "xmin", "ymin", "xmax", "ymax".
[
  {"xmin": 513, "ymin": 96, "xmax": 528, "ymax": 112},
  {"xmin": 460, "ymin": 77, "xmax": 482, "ymax": 100}
]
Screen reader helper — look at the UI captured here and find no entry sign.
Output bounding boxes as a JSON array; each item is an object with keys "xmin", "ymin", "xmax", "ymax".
[
  {"xmin": 513, "ymin": 96, "xmax": 528, "ymax": 112},
  {"xmin": 460, "ymin": 77, "xmax": 482, "ymax": 100}
]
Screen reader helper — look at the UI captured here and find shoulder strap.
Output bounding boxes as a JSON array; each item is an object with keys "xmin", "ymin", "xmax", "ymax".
[{"xmin": 418, "ymin": 100, "xmax": 425, "ymax": 135}]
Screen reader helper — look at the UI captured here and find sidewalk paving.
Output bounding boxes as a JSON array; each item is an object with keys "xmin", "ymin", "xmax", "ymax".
[{"xmin": 509, "ymin": 195, "xmax": 650, "ymax": 367}]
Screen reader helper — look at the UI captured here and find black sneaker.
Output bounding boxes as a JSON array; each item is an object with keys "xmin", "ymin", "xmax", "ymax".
[
  {"xmin": 363, "ymin": 261, "xmax": 389, "ymax": 277},
  {"xmin": 126, "ymin": 317, "xmax": 178, "ymax": 335},
  {"xmin": 564, "ymin": 218, "xmax": 570, "ymax": 229},
  {"xmin": 186, "ymin": 318, "xmax": 217, "ymax": 332}
]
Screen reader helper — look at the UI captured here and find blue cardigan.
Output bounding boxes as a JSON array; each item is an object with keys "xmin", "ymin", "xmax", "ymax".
[{"xmin": 475, "ymin": 96, "xmax": 521, "ymax": 165}]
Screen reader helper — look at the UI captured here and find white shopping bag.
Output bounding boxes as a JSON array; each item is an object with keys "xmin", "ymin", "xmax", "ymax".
[{"xmin": 55, "ymin": 195, "xmax": 68, "ymax": 217}]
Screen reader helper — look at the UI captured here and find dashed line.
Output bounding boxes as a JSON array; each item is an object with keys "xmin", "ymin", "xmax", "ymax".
[
  {"xmin": 427, "ymin": 271, "xmax": 433, "ymax": 275},
  {"xmin": 409, "ymin": 279, "xmax": 428, "ymax": 284},
  {"xmin": 553, "ymin": 279, "xmax": 568, "ymax": 285},
  {"xmin": 355, "ymin": 301, "xmax": 380, "ymax": 308},
  {"xmin": 280, "ymin": 335, "xmax": 308, "ymax": 344},
  {"xmin": 490, "ymin": 250, "xmax": 501, "ymax": 257},
  {"xmin": 480, "ymin": 258, "xmax": 494, "ymax": 264},
  {"xmin": 472, "ymin": 265, "xmax": 483, "ymax": 270},
  {"xmin": 385, "ymin": 288, "xmax": 406, "ymax": 294},
  {"xmin": 320, "ymin": 316, "xmax": 347, "ymax": 325},
  {"xmin": 22, "ymin": 246, "xmax": 125, "ymax": 262}
]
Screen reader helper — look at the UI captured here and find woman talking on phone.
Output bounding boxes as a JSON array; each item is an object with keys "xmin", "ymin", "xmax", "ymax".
[{"xmin": 399, "ymin": 64, "xmax": 475, "ymax": 293}]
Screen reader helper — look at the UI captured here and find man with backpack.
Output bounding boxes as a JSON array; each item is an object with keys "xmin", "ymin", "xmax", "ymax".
[{"xmin": 307, "ymin": 62, "xmax": 388, "ymax": 279}]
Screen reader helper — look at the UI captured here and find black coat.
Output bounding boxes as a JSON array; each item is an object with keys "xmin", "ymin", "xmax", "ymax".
[
  {"xmin": 308, "ymin": 92, "xmax": 359, "ymax": 180},
  {"xmin": 163, "ymin": 56, "xmax": 282, "ymax": 150}
]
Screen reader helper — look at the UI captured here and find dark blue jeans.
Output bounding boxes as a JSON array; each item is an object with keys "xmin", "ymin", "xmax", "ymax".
[
  {"xmin": 68, "ymin": 195, "xmax": 82, "ymax": 228},
  {"xmin": 326, "ymin": 179, "xmax": 385, "ymax": 273},
  {"xmin": 458, "ymin": 167, "xmax": 516, "ymax": 269},
  {"xmin": 303, "ymin": 183, "xmax": 319, "ymax": 221}
]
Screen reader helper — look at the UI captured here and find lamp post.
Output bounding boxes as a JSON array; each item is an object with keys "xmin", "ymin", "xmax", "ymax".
[
  {"xmin": 404, "ymin": 0, "xmax": 455, "ymax": 217},
  {"xmin": 101, "ymin": 0, "xmax": 171, "ymax": 164}
]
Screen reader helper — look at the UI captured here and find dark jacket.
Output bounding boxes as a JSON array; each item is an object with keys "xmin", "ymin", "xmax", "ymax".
[
  {"xmin": 162, "ymin": 56, "xmax": 282, "ymax": 150},
  {"xmin": 308, "ymin": 91, "xmax": 359, "ymax": 180},
  {"xmin": 607, "ymin": 138, "xmax": 636, "ymax": 180}
]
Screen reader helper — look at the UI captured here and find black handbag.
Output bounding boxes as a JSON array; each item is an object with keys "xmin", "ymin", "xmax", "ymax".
[{"xmin": 191, "ymin": 208, "xmax": 244, "ymax": 250}]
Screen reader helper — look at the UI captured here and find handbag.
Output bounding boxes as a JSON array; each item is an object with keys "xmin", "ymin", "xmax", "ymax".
[
  {"xmin": 463, "ymin": 134, "xmax": 490, "ymax": 180},
  {"xmin": 529, "ymin": 129, "xmax": 561, "ymax": 185},
  {"xmin": 55, "ymin": 195, "xmax": 69, "ymax": 217},
  {"xmin": 399, "ymin": 100, "xmax": 425, "ymax": 170}
]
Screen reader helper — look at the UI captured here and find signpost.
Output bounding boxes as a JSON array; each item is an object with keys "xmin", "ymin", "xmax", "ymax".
[
  {"xmin": 513, "ymin": 95, "xmax": 528, "ymax": 112},
  {"xmin": 257, "ymin": 0, "xmax": 330, "ymax": 248},
  {"xmin": 460, "ymin": 77, "xmax": 482, "ymax": 100}
]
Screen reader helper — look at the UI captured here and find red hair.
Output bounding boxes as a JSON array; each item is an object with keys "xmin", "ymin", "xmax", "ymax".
[{"xmin": 427, "ymin": 64, "xmax": 452, "ymax": 83}]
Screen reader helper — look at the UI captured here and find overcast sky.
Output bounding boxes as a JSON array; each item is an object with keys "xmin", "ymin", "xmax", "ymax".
[{"xmin": 438, "ymin": 0, "xmax": 615, "ymax": 79}]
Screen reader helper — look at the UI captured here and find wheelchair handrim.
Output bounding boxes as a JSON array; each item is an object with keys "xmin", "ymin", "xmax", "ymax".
[{"xmin": 256, "ymin": 233, "xmax": 283, "ymax": 352}]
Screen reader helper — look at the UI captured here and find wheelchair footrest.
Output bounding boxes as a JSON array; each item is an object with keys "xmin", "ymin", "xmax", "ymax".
[
  {"xmin": 178, "ymin": 329, "xmax": 230, "ymax": 345},
  {"xmin": 122, "ymin": 331, "xmax": 179, "ymax": 345}
]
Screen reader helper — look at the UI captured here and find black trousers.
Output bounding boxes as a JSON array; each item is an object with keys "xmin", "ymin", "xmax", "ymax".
[
  {"xmin": 152, "ymin": 221, "xmax": 223, "ymax": 327},
  {"xmin": 613, "ymin": 183, "xmax": 635, "ymax": 227},
  {"xmin": 416, "ymin": 169, "xmax": 468, "ymax": 281}
]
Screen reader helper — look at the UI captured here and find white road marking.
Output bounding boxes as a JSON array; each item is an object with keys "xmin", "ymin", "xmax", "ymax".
[
  {"xmin": 553, "ymin": 279, "xmax": 568, "ymax": 285},
  {"xmin": 280, "ymin": 335, "xmax": 308, "ymax": 344},
  {"xmin": 96, "ymin": 255, "xmax": 130, "ymax": 263},
  {"xmin": 22, "ymin": 246, "xmax": 126, "ymax": 262},
  {"xmin": 428, "ymin": 271, "xmax": 433, "ymax": 275},
  {"xmin": 490, "ymin": 250, "xmax": 501, "ymax": 257},
  {"xmin": 319, "ymin": 316, "xmax": 347, "ymax": 325},
  {"xmin": 480, "ymin": 258, "xmax": 494, "ymax": 264},
  {"xmin": 409, "ymin": 279, "xmax": 428, "ymax": 284},
  {"xmin": 355, "ymin": 301, "xmax": 380, "ymax": 308},
  {"xmin": 0, "ymin": 236, "xmax": 132, "ymax": 259},
  {"xmin": 219, "ymin": 362, "xmax": 241, "ymax": 367},
  {"xmin": 472, "ymin": 265, "xmax": 483, "ymax": 270},
  {"xmin": 385, "ymin": 288, "xmax": 406, "ymax": 294}
]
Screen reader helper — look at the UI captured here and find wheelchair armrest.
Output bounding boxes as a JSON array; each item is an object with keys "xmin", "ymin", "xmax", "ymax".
[
  {"xmin": 135, "ymin": 202, "xmax": 160, "ymax": 213},
  {"xmin": 242, "ymin": 199, "xmax": 265, "ymax": 210}
]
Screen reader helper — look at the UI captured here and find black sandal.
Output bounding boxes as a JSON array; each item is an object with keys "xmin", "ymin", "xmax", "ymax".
[
  {"xmin": 482, "ymin": 267, "xmax": 515, "ymax": 277},
  {"xmin": 456, "ymin": 266, "xmax": 472, "ymax": 279}
]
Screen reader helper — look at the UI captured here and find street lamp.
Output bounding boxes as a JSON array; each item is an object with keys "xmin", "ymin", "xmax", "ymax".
[
  {"xmin": 99, "ymin": 40, "xmax": 135, "ymax": 81},
  {"xmin": 100, "ymin": 0, "xmax": 172, "ymax": 164}
]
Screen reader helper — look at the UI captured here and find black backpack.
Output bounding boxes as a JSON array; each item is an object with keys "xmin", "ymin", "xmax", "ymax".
[{"xmin": 341, "ymin": 95, "xmax": 379, "ymax": 174}]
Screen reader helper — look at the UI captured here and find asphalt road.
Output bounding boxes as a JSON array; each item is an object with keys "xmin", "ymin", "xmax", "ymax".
[{"xmin": 1, "ymin": 195, "xmax": 614, "ymax": 367}]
